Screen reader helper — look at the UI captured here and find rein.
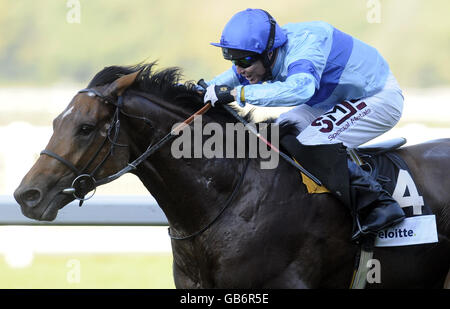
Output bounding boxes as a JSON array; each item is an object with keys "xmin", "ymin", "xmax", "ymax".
[{"xmin": 96, "ymin": 100, "xmax": 211, "ymax": 187}]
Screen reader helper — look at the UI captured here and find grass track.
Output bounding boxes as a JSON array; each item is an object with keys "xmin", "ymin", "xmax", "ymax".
[{"xmin": 0, "ymin": 253, "xmax": 175, "ymax": 289}]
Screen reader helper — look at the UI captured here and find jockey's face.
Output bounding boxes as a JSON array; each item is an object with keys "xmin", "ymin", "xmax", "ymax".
[
  {"xmin": 235, "ymin": 59, "xmax": 266, "ymax": 84},
  {"xmin": 235, "ymin": 51, "xmax": 275, "ymax": 84}
]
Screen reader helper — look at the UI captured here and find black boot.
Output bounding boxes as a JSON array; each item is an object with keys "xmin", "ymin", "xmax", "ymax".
[
  {"xmin": 347, "ymin": 160, "xmax": 405, "ymax": 240},
  {"xmin": 280, "ymin": 135, "xmax": 405, "ymax": 241}
]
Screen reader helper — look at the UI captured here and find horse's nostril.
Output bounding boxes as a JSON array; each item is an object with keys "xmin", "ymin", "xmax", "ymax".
[{"xmin": 20, "ymin": 188, "xmax": 42, "ymax": 208}]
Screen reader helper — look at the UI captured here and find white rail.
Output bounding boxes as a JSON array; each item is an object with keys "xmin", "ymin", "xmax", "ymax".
[{"xmin": 0, "ymin": 195, "xmax": 168, "ymax": 226}]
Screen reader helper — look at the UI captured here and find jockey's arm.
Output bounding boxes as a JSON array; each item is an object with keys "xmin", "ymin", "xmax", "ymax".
[
  {"xmin": 234, "ymin": 72, "xmax": 316, "ymax": 107},
  {"xmin": 205, "ymin": 69, "xmax": 317, "ymax": 108}
]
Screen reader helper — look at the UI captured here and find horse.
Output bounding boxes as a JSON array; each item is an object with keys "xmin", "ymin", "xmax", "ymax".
[{"xmin": 14, "ymin": 63, "xmax": 450, "ymax": 288}]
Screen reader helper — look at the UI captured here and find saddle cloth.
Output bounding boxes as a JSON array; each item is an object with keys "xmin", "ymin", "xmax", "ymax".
[
  {"xmin": 298, "ymin": 139, "xmax": 438, "ymax": 247},
  {"xmin": 355, "ymin": 149, "xmax": 438, "ymax": 247}
]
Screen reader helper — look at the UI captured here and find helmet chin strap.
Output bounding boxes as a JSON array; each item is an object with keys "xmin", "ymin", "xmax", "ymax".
[{"xmin": 261, "ymin": 49, "xmax": 277, "ymax": 82}]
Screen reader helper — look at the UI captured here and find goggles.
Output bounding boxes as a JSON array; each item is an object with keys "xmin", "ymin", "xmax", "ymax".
[{"xmin": 232, "ymin": 55, "xmax": 260, "ymax": 68}]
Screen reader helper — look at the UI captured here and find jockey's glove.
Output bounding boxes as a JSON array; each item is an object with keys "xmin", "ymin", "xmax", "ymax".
[{"xmin": 204, "ymin": 84, "xmax": 235, "ymax": 107}]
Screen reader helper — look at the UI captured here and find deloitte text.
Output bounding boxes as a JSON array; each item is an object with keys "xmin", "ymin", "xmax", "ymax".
[
  {"xmin": 170, "ymin": 116, "xmax": 279, "ymax": 169},
  {"xmin": 377, "ymin": 228, "xmax": 415, "ymax": 239}
]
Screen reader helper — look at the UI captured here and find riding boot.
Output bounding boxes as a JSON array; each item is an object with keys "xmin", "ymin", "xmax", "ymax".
[
  {"xmin": 280, "ymin": 135, "xmax": 405, "ymax": 241},
  {"xmin": 347, "ymin": 160, "xmax": 405, "ymax": 240}
]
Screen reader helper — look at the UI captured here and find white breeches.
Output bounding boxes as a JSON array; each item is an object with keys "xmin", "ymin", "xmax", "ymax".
[{"xmin": 276, "ymin": 72, "xmax": 404, "ymax": 148}]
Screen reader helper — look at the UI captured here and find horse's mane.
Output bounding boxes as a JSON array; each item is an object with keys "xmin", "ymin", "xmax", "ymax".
[{"xmin": 87, "ymin": 62, "xmax": 248, "ymax": 122}]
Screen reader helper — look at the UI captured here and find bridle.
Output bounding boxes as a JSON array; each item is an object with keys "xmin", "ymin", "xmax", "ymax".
[
  {"xmin": 39, "ymin": 87, "xmax": 245, "ymax": 214},
  {"xmin": 40, "ymin": 88, "xmax": 130, "ymax": 206}
]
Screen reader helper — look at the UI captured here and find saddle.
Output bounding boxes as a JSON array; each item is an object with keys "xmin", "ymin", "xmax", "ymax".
[{"xmin": 356, "ymin": 137, "xmax": 406, "ymax": 155}]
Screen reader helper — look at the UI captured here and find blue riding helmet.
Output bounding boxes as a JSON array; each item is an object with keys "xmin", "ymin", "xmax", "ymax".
[{"xmin": 211, "ymin": 8, "xmax": 287, "ymax": 60}]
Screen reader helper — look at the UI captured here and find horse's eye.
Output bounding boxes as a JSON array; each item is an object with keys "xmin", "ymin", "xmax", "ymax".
[{"xmin": 78, "ymin": 124, "xmax": 95, "ymax": 136}]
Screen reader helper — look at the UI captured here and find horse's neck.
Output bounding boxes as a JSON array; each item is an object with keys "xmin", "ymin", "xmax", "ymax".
[{"xmin": 135, "ymin": 150, "xmax": 247, "ymax": 234}]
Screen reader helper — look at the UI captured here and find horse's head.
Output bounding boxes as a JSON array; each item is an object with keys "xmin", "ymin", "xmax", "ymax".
[{"xmin": 14, "ymin": 71, "xmax": 140, "ymax": 221}]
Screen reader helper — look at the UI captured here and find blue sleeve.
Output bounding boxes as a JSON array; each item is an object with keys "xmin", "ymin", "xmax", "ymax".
[
  {"xmin": 283, "ymin": 22, "xmax": 331, "ymax": 89},
  {"xmin": 235, "ymin": 73, "xmax": 316, "ymax": 107},
  {"xmin": 234, "ymin": 24, "xmax": 331, "ymax": 107}
]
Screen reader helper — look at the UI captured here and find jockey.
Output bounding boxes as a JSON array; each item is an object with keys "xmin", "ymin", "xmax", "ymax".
[{"xmin": 203, "ymin": 8, "xmax": 405, "ymax": 241}]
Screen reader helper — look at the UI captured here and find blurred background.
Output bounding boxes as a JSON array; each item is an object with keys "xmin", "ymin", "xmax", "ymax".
[{"xmin": 0, "ymin": 0, "xmax": 449, "ymax": 288}]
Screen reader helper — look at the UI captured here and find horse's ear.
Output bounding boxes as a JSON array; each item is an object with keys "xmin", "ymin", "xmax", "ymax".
[{"xmin": 103, "ymin": 69, "xmax": 142, "ymax": 97}]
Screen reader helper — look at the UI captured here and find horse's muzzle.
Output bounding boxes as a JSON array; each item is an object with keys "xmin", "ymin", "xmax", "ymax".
[{"xmin": 14, "ymin": 187, "xmax": 43, "ymax": 209}]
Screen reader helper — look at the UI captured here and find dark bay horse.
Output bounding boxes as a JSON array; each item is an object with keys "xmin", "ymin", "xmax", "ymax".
[{"xmin": 14, "ymin": 63, "xmax": 450, "ymax": 288}]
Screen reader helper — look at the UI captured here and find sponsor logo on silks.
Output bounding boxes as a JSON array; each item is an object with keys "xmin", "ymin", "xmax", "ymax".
[{"xmin": 375, "ymin": 215, "xmax": 438, "ymax": 247}]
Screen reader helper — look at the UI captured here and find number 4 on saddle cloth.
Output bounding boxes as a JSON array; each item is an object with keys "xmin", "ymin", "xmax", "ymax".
[{"xmin": 284, "ymin": 137, "xmax": 438, "ymax": 247}]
